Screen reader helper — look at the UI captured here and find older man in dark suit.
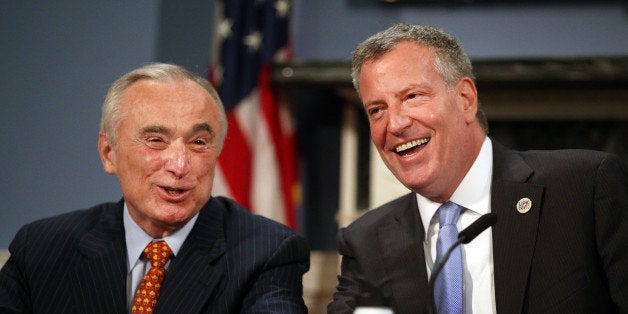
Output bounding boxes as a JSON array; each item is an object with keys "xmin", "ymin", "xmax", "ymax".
[
  {"xmin": 328, "ymin": 24, "xmax": 627, "ymax": 314},
  {"xmin": 0, "ymin": 63, "xmax": 310, "ymax": 313}
]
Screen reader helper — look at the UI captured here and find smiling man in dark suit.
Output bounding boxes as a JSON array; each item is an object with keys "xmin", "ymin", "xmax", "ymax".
[
  {"xmin": 0, "ymin": 63, "xmax": 310, "ymax": 313},
  {"xmin": 328, "ymin": 24, "xmax": 628, "ymax": 314}
]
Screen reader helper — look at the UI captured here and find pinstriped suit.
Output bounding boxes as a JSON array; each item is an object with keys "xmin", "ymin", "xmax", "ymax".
[
  {"xmin": 0, "ymin": 196, "xmax": 310, "ymax": 313},
  {"xmin": 328, "ymin": 143, "xmax": 628, "ymax": 313}
]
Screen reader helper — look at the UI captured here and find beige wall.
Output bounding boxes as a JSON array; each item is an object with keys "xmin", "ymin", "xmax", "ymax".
[
  {"xmin": 304, "ymin": 251, "xmax": 339, "ymax": 314},
  {"xmin": 0, "ymin": 250, "xmax": 8, "ymax": 267}
]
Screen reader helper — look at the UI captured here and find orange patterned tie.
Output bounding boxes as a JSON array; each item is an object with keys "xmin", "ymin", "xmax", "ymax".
[{"xmin": 131, "ymin": 241, "xmax": 173, "ymax": 314}]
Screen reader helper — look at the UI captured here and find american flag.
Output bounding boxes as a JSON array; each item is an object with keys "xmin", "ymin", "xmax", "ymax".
[{"xmin": 209, "ymin": 0, "xmax": 299, "ymax": 229}]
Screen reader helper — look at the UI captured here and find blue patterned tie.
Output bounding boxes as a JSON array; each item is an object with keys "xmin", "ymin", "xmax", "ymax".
[{"xmin": 434, "ymin": 201, "xmax": 463, "ymax": 314}]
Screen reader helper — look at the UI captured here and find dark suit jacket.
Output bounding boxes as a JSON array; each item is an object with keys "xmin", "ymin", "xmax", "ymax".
[
  {"xmin": 328, "ymin": 143, "xmax": 628, "ymax": 314},
  {"xmin": 0, "ymin": 196, "xmax": 310, "ymax": 313}
]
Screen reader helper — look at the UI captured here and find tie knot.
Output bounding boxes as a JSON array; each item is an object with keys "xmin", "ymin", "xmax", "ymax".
[
  {"xmin": 143, "ymin": 241, "xmax": 173, "ymax": 268},
  {"xmin": 438, "ymin": 201, "xmax": 461, "ymax": 226}
]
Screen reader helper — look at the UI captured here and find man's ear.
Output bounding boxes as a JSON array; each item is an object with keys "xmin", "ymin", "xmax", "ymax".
[
  {"xmin": 457, "ymin": 77, "xmax": 479, "ymax": 124},
  {"xmin": 98, "ymin": 131, "xmax": 116, "ymax": 174}
]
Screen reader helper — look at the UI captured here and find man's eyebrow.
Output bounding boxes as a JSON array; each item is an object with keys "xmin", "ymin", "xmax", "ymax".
[
  {"xmin": 364, "ymin": 84, "xmax": 428, "ymax": 107},
  {"xmin": 192, "ymin": 123, "xmax": 214, "ymax": 135},
  {"xmin": 141, "ymin": 125, "xmax": 170, "ymax": 134},
  {"xmin": 139, "ymin": 123, "xmax": 214, "ymax": 136}
]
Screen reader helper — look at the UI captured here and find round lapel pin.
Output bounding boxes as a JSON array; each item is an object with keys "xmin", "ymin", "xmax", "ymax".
[{"xmin": 516, "ymin": 198, "xmax": 532, "ymax": 214}]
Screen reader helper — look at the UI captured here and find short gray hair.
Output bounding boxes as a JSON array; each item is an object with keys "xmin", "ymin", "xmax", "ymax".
[
  {"xmin": 100, "ymin": 63, "xmax": 228, "ymax": 147},
  {"xmin": 351, "ymin": 23, "xmax": 487, "ymax": 133}
]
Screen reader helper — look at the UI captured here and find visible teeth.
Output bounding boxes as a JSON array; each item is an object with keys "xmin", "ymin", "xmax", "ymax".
[
  {"xmin": 395, "ymin": 138, "xmax": 430, "ymax": 153},
  {"xmin": 166, "ymin": 188, "xmax": 182, "ymax": 195}
]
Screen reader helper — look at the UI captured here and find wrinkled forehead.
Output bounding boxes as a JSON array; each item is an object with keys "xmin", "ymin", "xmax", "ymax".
[{"xmin": 118, "ymin": 79, "xmax": 219, "ymax": 124}]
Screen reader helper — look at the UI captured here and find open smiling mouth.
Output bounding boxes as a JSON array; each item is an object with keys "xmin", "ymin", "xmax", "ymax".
[
  {"xmin": 394, "ymin": 137, "xmax": 430, "ymax": 156},
  {"xmin": 164, "ymin": 188, "xmax": 185, "ymax": 195}
]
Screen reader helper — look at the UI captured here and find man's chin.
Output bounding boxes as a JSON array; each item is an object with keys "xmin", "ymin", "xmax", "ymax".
[{"xmin": 151, "ymin": 205, "xmax": 197, "ymax": 223}]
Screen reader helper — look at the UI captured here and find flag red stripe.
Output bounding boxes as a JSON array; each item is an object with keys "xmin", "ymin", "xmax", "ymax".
[
  {"xmin": 217, "ymin": 114, "xmax": 252, "ymax": 209},
  {"xmin": 258, "ymin": 66, "xmax": 298, "ymax": 229}
]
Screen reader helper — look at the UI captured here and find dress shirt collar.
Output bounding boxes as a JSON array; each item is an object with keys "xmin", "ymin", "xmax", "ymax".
[
  {"xmin": 417, "ymin": 136, "xmax": 493, "ymax": 236},
  {"xmin": 123, "ymin": 203, "xmax": 199, "ymax": 272}
]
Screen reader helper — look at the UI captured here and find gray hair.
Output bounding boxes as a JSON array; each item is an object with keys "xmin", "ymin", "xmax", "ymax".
[
  {"xmin": 352, "ymin": 23, "xmax": 487, "ymax": 133},
  {"xmin": 100, "ymin": 63, "xmax": 228, "ymax": 148}
]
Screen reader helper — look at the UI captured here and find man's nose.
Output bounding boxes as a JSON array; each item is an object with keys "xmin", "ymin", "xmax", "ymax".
[
  {"xmin": 164, "ymin": 140, "xmax": 191, "ymax": 178},
  {"xmin": 387, "ymin": 103, "xmax": 411, "ymax": 135}
]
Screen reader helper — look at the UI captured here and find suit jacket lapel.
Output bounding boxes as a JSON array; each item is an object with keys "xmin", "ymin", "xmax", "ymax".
[
  {"xmin": 377, "ymin": 193, "xmax": 431, "ymax": 313},
  {"xmin": 491, "ymin": 143, "xmax": 544, "ymax": 313},
  {"xmin": 72, "ymin": 201, "xmax": 128, "ymax": 313},
  {"xmin": 156, "ymin": 198, "xmax": 227, "ymax": 313}
]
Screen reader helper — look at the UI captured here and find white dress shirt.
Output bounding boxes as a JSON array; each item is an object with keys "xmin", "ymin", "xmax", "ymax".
[
  {"xmin": 123, "ymin": 204, "xmax": 198, "ymax": 310},
  {"xmin": 417, "ymin": 137, "xmax": 496, "ymax": 314}
]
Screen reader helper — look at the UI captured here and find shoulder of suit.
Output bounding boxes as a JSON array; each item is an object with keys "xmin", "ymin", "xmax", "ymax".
[
  {"xmin": 24, "ymin": 201, "xmax": 119, "ymax": 229},
  {"xmin": 343, "ymin": 192, "xmax": 415, "ymax": 232},
  {"xmin": 493, "ymin": 139, "xmax": 620, "ymax": 168},
  {"xmin": 207, "ymin": 196, "xmax": 296, "ymax": 235},
  {"xmin": 10, "ymin": 201, "xmax": 121, "ymax": 252},
  {"xmin": 518, "ymin": 148, "xmax": 614, "ymax": 169}
]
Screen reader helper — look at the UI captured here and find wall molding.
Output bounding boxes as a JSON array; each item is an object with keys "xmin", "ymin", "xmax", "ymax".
[
  {"xmin": 271, "ymin": 56, "xmax": 628, "ymax": 121},
  {"xmin": 272, "ymin": 57, "xmax": 628, "ymax": 88}
]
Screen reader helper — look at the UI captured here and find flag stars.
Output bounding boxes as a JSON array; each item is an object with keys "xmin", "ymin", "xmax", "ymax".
[
  {"xmin": 275, "ymin": 0, "xmax": 290, "ymax": 18},
  {"xmin": 244, "ymin": 30, "xmax": 263, "ymax": 52},
  {"xmin": 217, "ymin": 18, "xmax": 233, "ymax": 40}
]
